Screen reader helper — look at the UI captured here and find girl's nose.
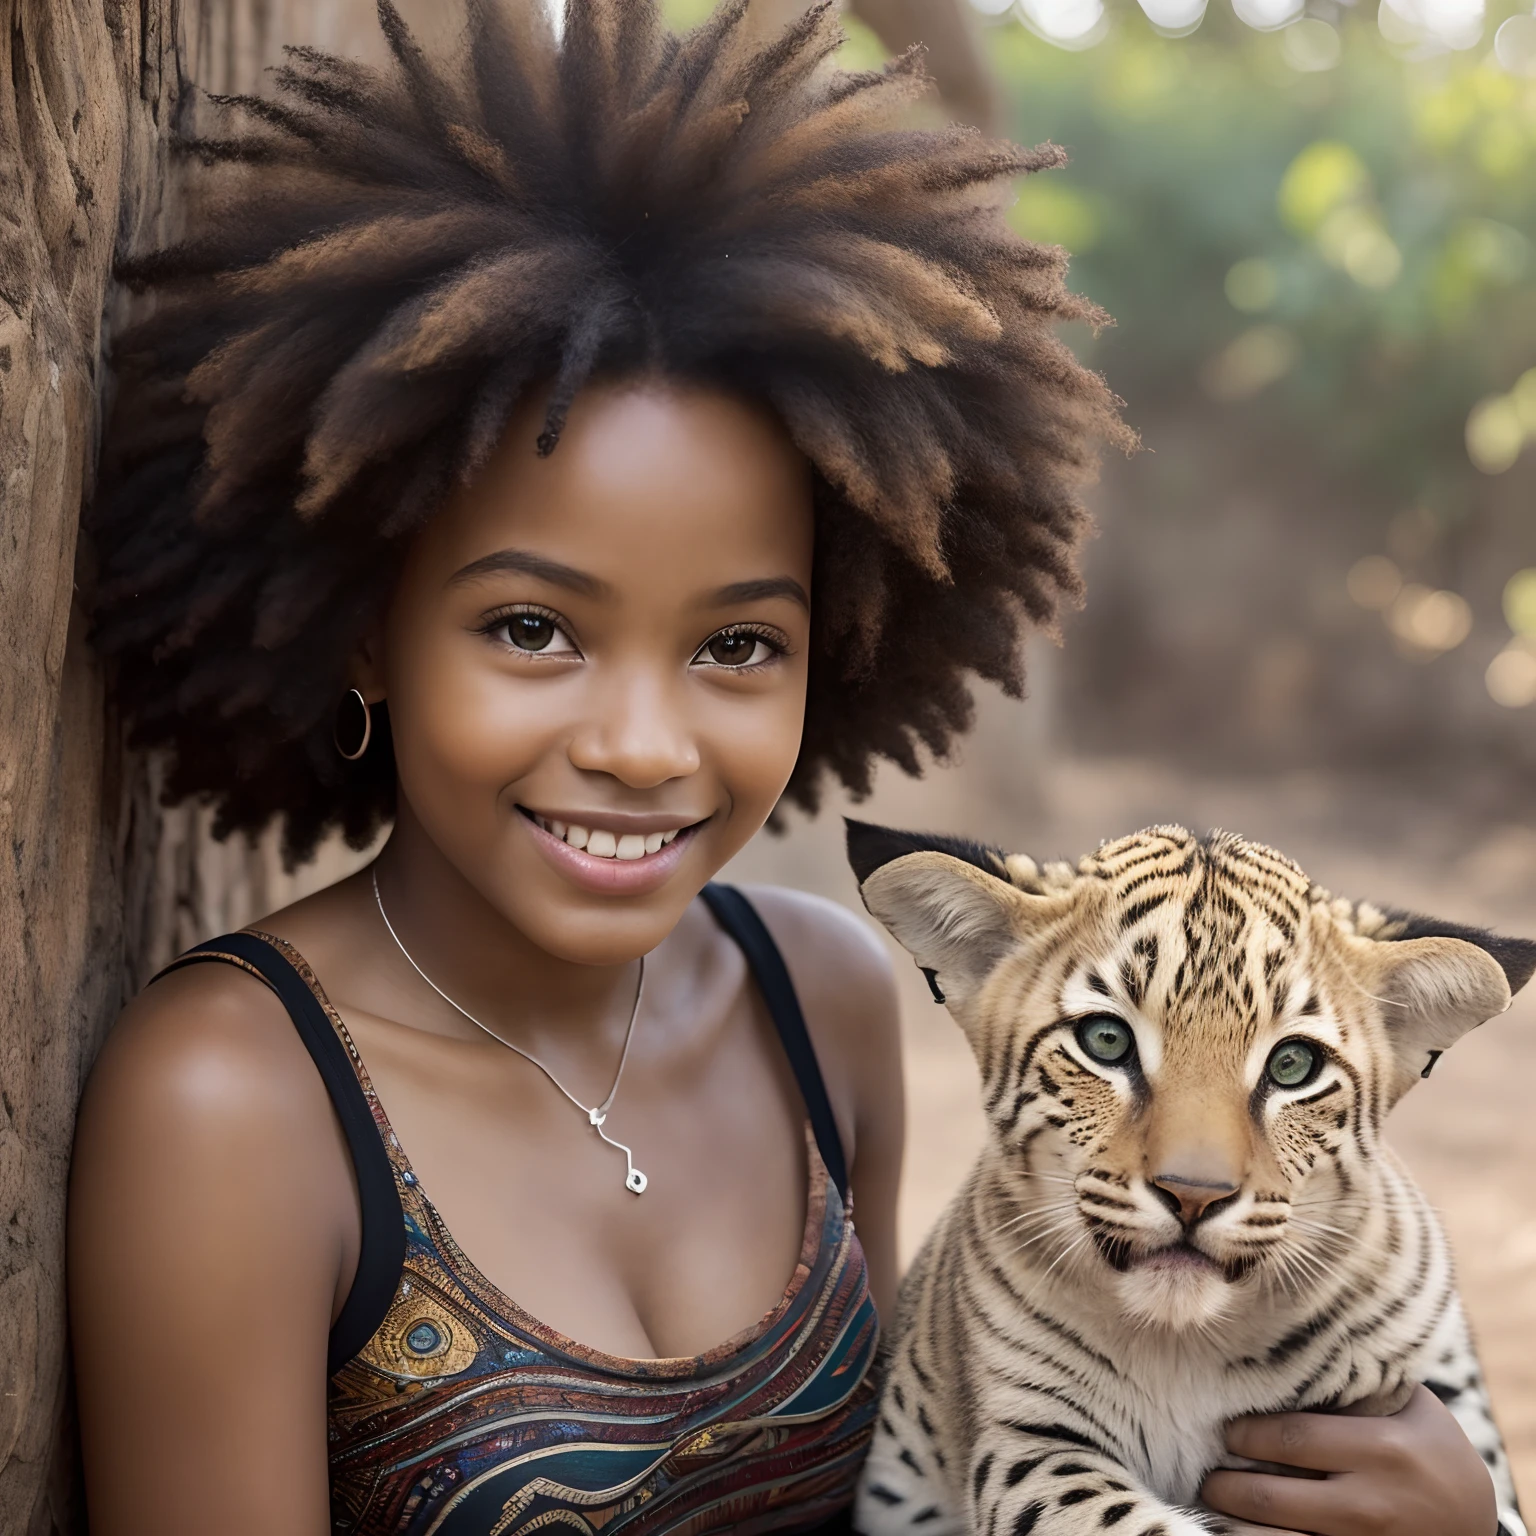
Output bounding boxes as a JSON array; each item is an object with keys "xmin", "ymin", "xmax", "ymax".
[{"xmin": 566, "ymin": 670, "xmax": 702, "ymax": 789}]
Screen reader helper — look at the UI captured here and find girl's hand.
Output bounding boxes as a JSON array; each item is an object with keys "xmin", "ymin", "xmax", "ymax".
[{"xmin": 1200, "ymin": 1384, "xmax": 1500, "ymax": 1536}]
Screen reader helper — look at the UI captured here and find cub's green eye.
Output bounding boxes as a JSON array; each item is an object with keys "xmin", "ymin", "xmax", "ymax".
[
  {"xmin": 1266, "ymin": 1039, "xmax": 1320, "ymax": 1088},
  {"xmin": 1076, "ymin": 1015, "xmax": 1134, "ymax": 1065},
  {"xmin": 509, "ymin": 614, "xmax": 556, "ymax": 651}
]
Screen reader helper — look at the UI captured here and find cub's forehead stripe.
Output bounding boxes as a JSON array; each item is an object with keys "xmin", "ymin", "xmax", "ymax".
[{"xmin": 1118, "ymin": 894, "xmax": 1172, "ymax": 932}]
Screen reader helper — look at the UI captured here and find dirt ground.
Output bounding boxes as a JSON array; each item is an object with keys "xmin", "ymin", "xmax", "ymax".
[{"xmin": 720, "ymin": 691, "xmax": 1536, "ymax": 1506}]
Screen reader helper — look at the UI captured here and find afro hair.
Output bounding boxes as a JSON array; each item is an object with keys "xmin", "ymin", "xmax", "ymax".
[{"xmin": 88, "ymin": 0, "xmax": 1130, "ymax": 863}]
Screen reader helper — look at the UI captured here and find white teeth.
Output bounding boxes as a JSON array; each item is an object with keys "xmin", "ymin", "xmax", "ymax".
[{"xmin": 531, "ymin": 814, "xmax": 686, "ymax": 858}]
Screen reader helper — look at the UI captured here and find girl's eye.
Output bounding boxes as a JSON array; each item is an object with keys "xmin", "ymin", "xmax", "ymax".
[
  {"xmin": 1075, "ymin": 1014, "xmax": 1134, "ymax": 1065},
  {"xmin": 693, "ymin": 629, "xmax": 780, "ymax": 669},
  {"xmin": 510, "ymin": 614, "xmax": 557, "ymax": 651},
  {"xmin": 1266, "ymin": 1039, "xmax": 1320, "ymax": 1089},
  {"xmin": 486, "ymin": 609, "xmax": 577, "ymax": 655}
]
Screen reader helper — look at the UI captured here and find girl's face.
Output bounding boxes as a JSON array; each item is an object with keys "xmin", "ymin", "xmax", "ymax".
[{"xmin": 369, "ymin": 380, "xmax": 815, "ymax": 965}]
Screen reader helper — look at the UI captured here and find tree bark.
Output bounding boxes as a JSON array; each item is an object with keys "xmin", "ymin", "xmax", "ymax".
[
  {"xmin": 0, "ymin": 4, "xmax": 188, "ymax": 1527},
  {"xmin": 0, "ymin": 3, "xmax": 376, "ymax": 1529}
]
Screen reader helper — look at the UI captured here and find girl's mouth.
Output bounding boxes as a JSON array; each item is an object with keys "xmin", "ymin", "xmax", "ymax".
[
  {"xmin": 524, "ymin": 811, "xmax": 687, "ymax": 860},
  {"xmin": 516, "ymin": 807, "xmax": 709, "ymax": 895}
]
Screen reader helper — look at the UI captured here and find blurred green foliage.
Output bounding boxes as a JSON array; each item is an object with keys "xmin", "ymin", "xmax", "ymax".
[{"xmin": 987, "ymin": 11, "xmax": 1536, "ymax": 524}]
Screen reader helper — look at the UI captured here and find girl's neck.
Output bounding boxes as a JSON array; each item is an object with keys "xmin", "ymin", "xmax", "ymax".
[{"xmin": 368, "ymin": 806, "xmax": 644, "ymax": 1053}]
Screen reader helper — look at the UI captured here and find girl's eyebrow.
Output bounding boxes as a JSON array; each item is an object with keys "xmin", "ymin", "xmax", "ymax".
[
  {"xmin": 448, "ymin": 548, "xmax": 611, "ymax": 597},
  {"xmin": 711, "ymin": 576, "xmax": 809, "ymax": 610},
  {"xmin": 449, "ymin": 553, "xmax": 808, "ymax": 612}
]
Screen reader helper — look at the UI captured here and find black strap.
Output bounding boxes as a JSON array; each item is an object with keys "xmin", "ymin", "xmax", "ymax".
[
  {"xmin": 700, "ymin": 884, "xmax": 850, "ymax": 1200},
  {"xmin": 154, "ymin": 932, "xmax": 406, "ymax": 1376}
]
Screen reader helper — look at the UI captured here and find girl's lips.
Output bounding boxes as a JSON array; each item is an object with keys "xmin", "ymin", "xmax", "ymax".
[{"xmin": 522, "ymin": 812, "xmax": 704, "ymax": 896}]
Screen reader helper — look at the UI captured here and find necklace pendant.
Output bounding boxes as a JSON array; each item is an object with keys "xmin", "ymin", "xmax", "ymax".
[
  {"xmin": 589, "ymin": 1114, "xmax": 646, "ymax": 1194},
  {"xmin": 373, "ymin": 871, "xmax": 651, "ymax": 1201}
]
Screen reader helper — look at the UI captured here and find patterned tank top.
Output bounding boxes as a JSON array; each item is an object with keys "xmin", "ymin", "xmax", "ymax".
[{"xmin": 159, "ymin": 884, "xmax": 878, "ymax": 1535}]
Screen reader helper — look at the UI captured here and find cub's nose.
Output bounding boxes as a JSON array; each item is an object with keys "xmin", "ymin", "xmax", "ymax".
[{"xmin": 1151, "ymin": 1172, "xmax": 1240, "ymax": 1227}]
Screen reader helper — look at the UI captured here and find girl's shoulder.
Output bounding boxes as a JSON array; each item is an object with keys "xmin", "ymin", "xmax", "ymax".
[
  {"xmin": 73, "ymin": 947, "xmax": 358, "ymax": 1288},
  {"xmin": 87, "ymin": 933, "xmax": 336, "ymax": 1130},
  {"xmin": 85, "ymin": 948, "xmax": 333, "ymax": 1144},
  {"xmin": 70, "ymin": 954, "xmax": 352, "ymax": 1530}
]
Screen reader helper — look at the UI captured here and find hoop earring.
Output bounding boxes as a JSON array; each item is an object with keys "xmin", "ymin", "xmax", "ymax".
[{"xmin": 334, "ymin": 689, "xmax": 372, "ymax": 760}]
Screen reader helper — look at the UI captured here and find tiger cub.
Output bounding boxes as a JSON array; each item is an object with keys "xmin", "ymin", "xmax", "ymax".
[{"xmin": 847, "ymin": 820, "xmax": 1531, "ymax": 1536}]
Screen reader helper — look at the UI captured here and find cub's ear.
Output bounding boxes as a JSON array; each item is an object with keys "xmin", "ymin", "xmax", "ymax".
[
  {"xmin": 845, "ymin": 819, "xmax": 1025, "ymax": 1014},
  {"xmin": 1379, "ymin": 912, "xmax": 1536, "ymax": 995},
  {"xmin": 845, "ymin": 819, "xmax": 1010, "ymax": 885},
  {"xmin": 1362, "ymin": 913, "xmax": 1536, "ymax": 1100}
]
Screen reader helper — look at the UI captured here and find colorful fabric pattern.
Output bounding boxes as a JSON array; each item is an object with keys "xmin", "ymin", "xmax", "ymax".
[{"xmin": 257, "ymin": 936, "xmax": 879, "ymax": 1536}]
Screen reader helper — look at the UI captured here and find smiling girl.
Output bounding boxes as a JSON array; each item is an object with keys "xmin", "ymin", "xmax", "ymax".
[{"xmin": 66, "ymin": 3, "xmax": 1507, "ymax": 1535}]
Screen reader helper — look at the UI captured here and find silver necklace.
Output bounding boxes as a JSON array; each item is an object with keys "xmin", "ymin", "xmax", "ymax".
[{"xmin": 372, "ymin": 868, "xmax": 649, "ymax": 1195}]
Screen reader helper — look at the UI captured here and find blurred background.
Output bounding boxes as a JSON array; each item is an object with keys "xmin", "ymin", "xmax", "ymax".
[{"xmin": 6, "ymin": 0, "xmax": 1532, "ymax": 1524}]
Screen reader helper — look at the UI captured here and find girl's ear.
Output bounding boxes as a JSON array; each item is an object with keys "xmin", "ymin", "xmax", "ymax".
[
  {"xmin": 845, "ymin": 820, "xmax": 1035, "ymax": 1015},
  {"xmin": 1355, "ymin": 913, "xmax": 1536, "ymax": 1102},
  {"xmin": 348, "ymin": 619, "xmax": 388, "ymax": 704}
]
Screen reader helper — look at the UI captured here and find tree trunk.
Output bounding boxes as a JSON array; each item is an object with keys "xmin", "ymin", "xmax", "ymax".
[
  {"xmin": 0, "ymin": 2, "xmax": 379, "ymax": 1529},
  {"xmin": 0, "ymin": 5, "xmax": 185, "ymax": 1526}
]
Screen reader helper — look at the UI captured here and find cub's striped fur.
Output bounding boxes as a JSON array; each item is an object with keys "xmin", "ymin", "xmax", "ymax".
[{"xmin": 847, "ymin": 821, "xmax": 1532, "ymax": 1536}]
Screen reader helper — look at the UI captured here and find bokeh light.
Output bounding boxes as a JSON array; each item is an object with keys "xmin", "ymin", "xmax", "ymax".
[
  {"xmin": 1494, "ymin": 12, "xmax": 1536, "ymax": 73},
  {"xmin": 1278, "ymin": 142, "xmax": 1369, "ymax": 233},
  {"xmin": 1503, "ymin": 568, "xmax": 1536, "ymax": 635},
  {"xmin": 1377, "ymin": 0, "xmax": 1486, "ymax": 51},
  {"xmin": 1317, "ymin": 206, "xmax": 1403, "ymax": 287},
  {"xmin": 1137, "ymin": 0, "xmax": 1211, "ymax": 34},
  {"xmin": 1015, "ymin": 0, "xmax": 1109, "ymax": 47},
  {"xmin": 1486, "ymin": 640, "xmax": 1536, "ymax": 706},
  {"xmin": 1282, "ymin": 17, "xmax": 1344, "ymax": 69},
  {"xmin": 1232, "ymin": 0, "xmax": 1304, "ymax": 30},
  {"xmin": 964, "ymin": 0, "xmax": 1536, "ymax": 68},
  {"xmin": 1386, "ymin": 585, "xmax": 1473, "ymax": 652},
  {"xmin": 1512, "ymin": 367, "xmax": 1536, "ymax": 428},
  {"xmin": 1466, "ymin": 388, "xmax": 1530, "ymax": 473},
  {"xmin": 1347, "ymin": 554, "xmax": 1404, "ymax": 610},
  {"xmin": 1347, "ymin": 560, "xmax": 1471, "ymax": 656},
  {"xmin": 1200, "ymin": 325, "xmax": 1300, "ymax": 400}
]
